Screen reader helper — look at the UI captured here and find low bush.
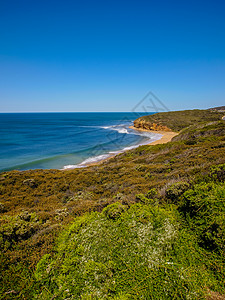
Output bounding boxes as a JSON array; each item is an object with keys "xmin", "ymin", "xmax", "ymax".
[
  {"xmin": 0, "ymin": 211, "xmax": 40, "ymax": 251},
  {"xmin": 165, "ymin": 181, "xmax": 190, "ymax": 202},
  {"xmin": 34, "ymin": 203, "xmax": 223, "ymax": 299},
  {"xmin": 210, "ymin": 164, "xmax": 225, "ymax": 182},
  {"xmin": 180, "ymin": 182, "xmax": 225, "ymax": 254}
]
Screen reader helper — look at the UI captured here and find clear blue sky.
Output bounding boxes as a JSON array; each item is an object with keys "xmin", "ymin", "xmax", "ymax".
[{"xmin": 0, "ymin": 0, "xmax": 225, "ymax": 112}]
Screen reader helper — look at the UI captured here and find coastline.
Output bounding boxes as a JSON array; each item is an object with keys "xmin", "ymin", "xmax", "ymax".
[
  {"xmin": 128, "ymin": 126, "xmax": 178, "ymax": 145},
  {"xmin": 2, "ymin": 109, "xmax": 225, "ymax": 298},
  {"xmin": 82, "ymin": 126, "xmax": 178, "ymax": 168}
]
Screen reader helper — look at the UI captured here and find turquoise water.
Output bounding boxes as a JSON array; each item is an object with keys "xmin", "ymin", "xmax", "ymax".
[{"xmin": 0, "ymin": 112, "xmax": 161, "ymax": 171}]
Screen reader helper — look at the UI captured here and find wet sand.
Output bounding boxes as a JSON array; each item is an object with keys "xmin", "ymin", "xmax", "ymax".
[
  {"xmin": 128, "ymin": 126, "xmax": 178, "ymax": 145},
  {"xmin": 83, "ymin": 126, "xmax": 178, "ymax": 168}
]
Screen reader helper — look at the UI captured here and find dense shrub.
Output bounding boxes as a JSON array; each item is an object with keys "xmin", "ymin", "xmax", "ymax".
[
  {"xmin": 165, "ymin": 181, "xmax": 190, "ymax": 202},
  {"xmin": 180, "ymin": 182, "xmax": 225, "ymax": 254},
  {"xmin": 210, "ymin": 164, "xmax": 225, "ymax": 182},
  {"xmin": 103, "ymin": 202, "xmax": 127, "ymax": 219},
  {"xmin": 34, "ymin": 203, "xmax": 222, "ymax": 299},
  {"xmin": 0, "ymin": 211, "xmax": 40, "ymax": 251}
]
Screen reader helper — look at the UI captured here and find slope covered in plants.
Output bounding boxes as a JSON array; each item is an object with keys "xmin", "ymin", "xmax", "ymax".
[
  {"xmin": 35, "ymin": 180, "xmax": 225, "ymax": 299},
  {"xmin": 133, "ymin": 109, "xmax": 224, "ymax": 132},
  {"xmin": 0, "ymin": 111, "xmax": 225, "ymax": 299}
]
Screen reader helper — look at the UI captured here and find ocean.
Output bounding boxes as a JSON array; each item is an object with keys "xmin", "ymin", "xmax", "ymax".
[{"xmin": 0, "ymin": 112, "xmax": 161, "ymax": 172}]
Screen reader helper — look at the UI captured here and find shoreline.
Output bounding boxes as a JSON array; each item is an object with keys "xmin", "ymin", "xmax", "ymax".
[
  {"xmin": 82, "ymin": 126, "xmax": 178, "ymax": 168},
  {"xmin": 128, "ymin": 126, "xmax": 178, "ymax": 145}
]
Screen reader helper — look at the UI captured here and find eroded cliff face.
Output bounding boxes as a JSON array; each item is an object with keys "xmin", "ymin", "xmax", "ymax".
[{"xmin": 133, "ymin": 119, "xmax": 172, "ymax": 131}]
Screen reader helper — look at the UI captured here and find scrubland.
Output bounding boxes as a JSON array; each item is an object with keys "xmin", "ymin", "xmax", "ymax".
[{"xmin": 0, "ymin": 110, "xmax": 225, "ymax": 299}]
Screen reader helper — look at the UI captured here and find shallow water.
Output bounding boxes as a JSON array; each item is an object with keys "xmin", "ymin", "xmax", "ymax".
[{"xmin": 0, "ymin": 112, "xmax": 160, "ymax": 171}]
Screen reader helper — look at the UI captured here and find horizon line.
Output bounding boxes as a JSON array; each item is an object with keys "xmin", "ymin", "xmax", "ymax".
[
  {"xmin": 0, "ymin": 108, "xmax": 210, "ymax": 113},
  {"xmin": 0, "ymin": 111, "xmax": 157, "ymax": 113}
]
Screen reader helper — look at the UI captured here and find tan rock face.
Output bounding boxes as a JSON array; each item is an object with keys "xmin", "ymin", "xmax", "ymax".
[{"xmin": 133, "ymin": 120, "xmax": 172, "ymax": 131}]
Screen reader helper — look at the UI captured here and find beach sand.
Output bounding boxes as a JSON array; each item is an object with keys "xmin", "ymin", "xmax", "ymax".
[
  {"xmin": 128, "ymin": 126, "xmax": 178, "ymax": 145},
  {"xmin": 82, "ymin": 126, "xmax": 178, "ymax": 168}
]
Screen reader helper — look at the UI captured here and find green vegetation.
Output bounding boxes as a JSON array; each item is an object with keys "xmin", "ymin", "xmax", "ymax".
[
  {"xmin": 0, "ymin": 110, "xmax": 225, "ymax": 299},
  {"xmin": 134, "ymin": 109, "xmax": 224, "ymax": 131},
  {"xmin": 34, "ymin": 201, "xmax": 222, "ymax": 299},
  {"xmin": 209, "ymin": 106, "xmax": 225, "ymax": 112}
]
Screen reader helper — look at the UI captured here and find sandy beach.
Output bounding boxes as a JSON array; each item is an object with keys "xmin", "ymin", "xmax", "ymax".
[
  {"xmin": 83, "ymin": 126, "xmax": 178, "ymax": 168},
  {"xmin": 128, "ymin": 126, "xmax": 178, "ymax": 145}
]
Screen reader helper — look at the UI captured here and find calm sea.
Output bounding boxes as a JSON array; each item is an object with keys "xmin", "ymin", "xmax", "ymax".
[{"xmin": 0, "ymin": 112, "xmax": 161, "ymax": 172}]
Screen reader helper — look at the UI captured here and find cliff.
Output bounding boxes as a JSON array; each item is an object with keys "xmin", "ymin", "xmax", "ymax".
[
  {"xmin": 133, "ymin": 109, "xmax": 224, "ymax": 132},
  {"xmin": 209, "ymin": 106, "xmax": 225, "ymax": 112},
  {"xmin": 133, "ymin": 119, "xmax": 172, "ymax": 131}
]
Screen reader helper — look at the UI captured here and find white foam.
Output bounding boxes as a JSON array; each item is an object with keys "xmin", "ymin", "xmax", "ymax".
[
  {"xmin": 122, "ymin": 145, "xmax": 140, "ymax": 151},
  {"xmin": 62, "ymin": 153, "xmax": 112, "ymax": 169},
  {"xmin": 117, "ymin": 128, "xmax": 129, "ymax": 134},
  {"xmin": 102, "ymin": 124, "xmax": 162, "ymax": 139},
  {"xmin": 62, "ymin": 125, "xmax": 163, "ymax": 170},
  {"xmin": 120, "ymin": 134, "xmax": 162, "ymax": 151},
  {"xmin": 109, "ymin": 150, "xmax": 120, "ymax": 154},
  {"xmin": 62, "ymin": 164, "xmax": 81, "ymax": 169},
  {"xmin": 102, "ymin": 124, "xmax": 129, "ymax": 134},
  {"xmin": 79, "ymin": 154, "xmax": 110, "ymax": 165}
]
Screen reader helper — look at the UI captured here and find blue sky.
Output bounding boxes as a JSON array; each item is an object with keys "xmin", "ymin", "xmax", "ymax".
[{"xmin": 0, "ymin": 0, "xmax": 225, "ymax": 112}]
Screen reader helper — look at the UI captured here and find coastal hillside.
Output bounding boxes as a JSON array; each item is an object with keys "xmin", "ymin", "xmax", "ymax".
[
  {"xmin": 0, "ymin": 109, "xmax": 225, "ymax": 299},
  {"xmin": 133, "ymin": 109, "xmax": 224, "ymax": 132},
  {"xmin": 209, "ymin": 106, "xmax": 225, "ymax": 112}
]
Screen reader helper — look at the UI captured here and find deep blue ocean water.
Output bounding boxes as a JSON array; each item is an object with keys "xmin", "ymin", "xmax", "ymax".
[{"xmin": 0, "ymin": 112, "xmax": 161, "ymax": 171}]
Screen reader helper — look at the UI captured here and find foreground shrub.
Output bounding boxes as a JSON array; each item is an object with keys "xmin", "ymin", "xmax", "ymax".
[
  {"xmin": 180, "ymin": 182, "xmax": 225, "ymax": 254},
  {"xmin": 210, "ymin": 164, "xmax": 225, "ymax": 182},
  {"xmin": 165, "ymin": 181, "xmax": 190, "ymax": 202},
  {"xmin": 0, "ymin": 211, "xmax": 40, "ymax": 251},
  {"xmin": 34, "ymin": 203, "xmax": 219, "ymax": 299}
]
